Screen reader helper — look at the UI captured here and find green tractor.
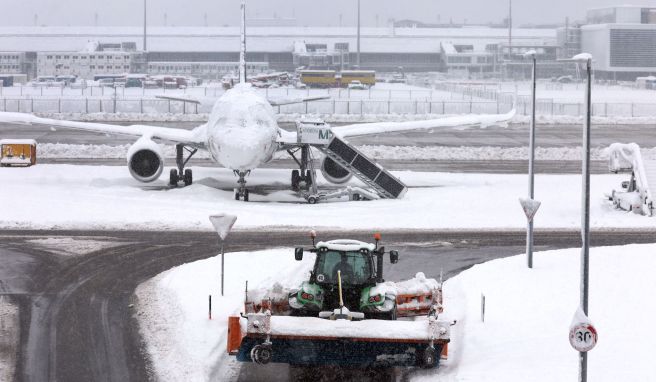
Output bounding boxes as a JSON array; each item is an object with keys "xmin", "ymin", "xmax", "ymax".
[{"xmin": 289, "ymin": 235, "xmax": 399, "ymax": 320}]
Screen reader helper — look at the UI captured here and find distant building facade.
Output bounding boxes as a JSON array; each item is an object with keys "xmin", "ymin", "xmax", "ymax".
[{"xmin": 559, "ymin": 6, "xmax": 656, "ymax": 80}]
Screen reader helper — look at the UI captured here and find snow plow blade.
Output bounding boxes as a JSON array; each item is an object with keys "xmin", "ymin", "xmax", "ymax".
[{"xmin": 228, "ymin": 314, "xmax": 451, "ymax": 368}]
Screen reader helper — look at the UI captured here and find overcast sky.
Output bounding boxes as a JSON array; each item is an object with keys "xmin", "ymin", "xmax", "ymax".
[{"xmin": 7, "ymin": 0, "xmax": 655, "ymax": 27}]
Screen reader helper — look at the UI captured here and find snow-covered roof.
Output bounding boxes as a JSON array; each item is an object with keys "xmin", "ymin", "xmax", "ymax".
[
  {"xmin": 0, "ymin": 26, "xmax": 556, "ymax": 54},
  {"xmin": 316, "ymin": 240, "xmax": 376, "ymax": 252},
  {"xmin": 0, "ymin": 139, "xmax": 37, "ymax": 145}
]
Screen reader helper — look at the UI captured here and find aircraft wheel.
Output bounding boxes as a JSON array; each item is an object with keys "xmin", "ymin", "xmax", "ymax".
[
  {"xmin": 234, "ymin": 189, "xmax": 240, "ymax": 200},
  {"xmin": 169, "ymin": 169, "xmax": 179, "ymax": 186},
  {"xmin": 243, "ymin": 189, "xmax": 249, "ymax": 202},
  {"xmin": 304, "ymin": 170, "xmax": 313, "ymax": 188},
  {"xmin": 183, "ymin": 169, "xmax": 193, "ymax": 186},
  {"xmin": 291, "ymin": 170, "xmax": 301, "ymax": 190}
]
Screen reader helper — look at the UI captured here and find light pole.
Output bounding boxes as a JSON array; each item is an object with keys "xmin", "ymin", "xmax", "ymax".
[
  {"xmin": 578, "ymin": 52, "xmax": 593, "ymax": 382},
  {"xmin": 209, "ymin": 214, "xmax": 238, "ymax": 296},
  {"xmin": 561, "ymin": 52, "xmax": 592, "ymax": 382},
  {"xmin": 521, "ymin": 50, "xmax": 539, "ymax": 268}
]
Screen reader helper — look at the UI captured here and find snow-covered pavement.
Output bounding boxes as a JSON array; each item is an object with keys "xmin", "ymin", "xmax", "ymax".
[
  {"xmin": 0, "ymin": 164, "xmax": 653, "ymax": 231},
  {"xmin": 135, "ymin": 242, "xmax": 656, "ymax": 382}
]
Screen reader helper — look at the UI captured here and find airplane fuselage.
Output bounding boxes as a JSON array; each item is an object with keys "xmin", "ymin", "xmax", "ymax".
[{"xmin": 205, "ymin": 83, "xmax": 279, "ymax": 172}]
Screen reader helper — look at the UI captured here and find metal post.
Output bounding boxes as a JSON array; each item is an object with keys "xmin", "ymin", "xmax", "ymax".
[
  {"xmin": 527, "ymin": 54, "xmax": 536, "ymax": 268},
  {"xmin": 143, "ymin": 0, "xmax": 147, "ymax": 51},
  {"xmin": 356, "ymin": 0, "xmax": 361, "ymax": 68},
  {"xmin": 579, "ymin": 56, "xmax": 592, "ymax": 382},
  {"xmin": 221, "ymin": 240, "xmax": 225, "ymax": 296}
]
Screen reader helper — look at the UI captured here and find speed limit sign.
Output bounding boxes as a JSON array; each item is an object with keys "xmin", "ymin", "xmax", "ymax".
[{"xmin": 569, "ymin": 323, "xmax": 598, "ymax": 352}]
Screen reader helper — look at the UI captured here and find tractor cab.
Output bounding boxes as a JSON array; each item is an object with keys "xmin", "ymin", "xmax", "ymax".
[{"xmin": 290, "ymin": 235, "xmax": 400, "ymax": 319}]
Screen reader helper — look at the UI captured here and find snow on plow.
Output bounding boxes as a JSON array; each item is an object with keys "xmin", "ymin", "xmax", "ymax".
[{"xmin": 227, "ymin": 235, "xmax": 453, "ymax": 370}]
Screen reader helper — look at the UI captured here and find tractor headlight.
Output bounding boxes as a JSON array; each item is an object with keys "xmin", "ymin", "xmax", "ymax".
[{"xmin": 368, "ymin": 294, "xmax": 382, "ymax": 303}]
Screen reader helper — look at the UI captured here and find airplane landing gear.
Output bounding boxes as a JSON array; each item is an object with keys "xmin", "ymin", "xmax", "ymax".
[
  {"xmin": 234, "ymin": 170, "xmax": 250, "ymax": 201},
  {"xmin": 288, "ymin": 145, "xmax": 316, "ymax": 192},
  {"xmin": 170, "ymin": 144, "xmax": 197, "ymax": 187}
]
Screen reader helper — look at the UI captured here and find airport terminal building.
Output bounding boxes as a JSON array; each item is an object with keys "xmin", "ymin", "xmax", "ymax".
[
  {"xmin": 0, "ymin": 6, "xmax": 654, "ymax": 81},
  {"xmin": 0, "ymin": 25, "xmax": 554, "ymax": 80}
]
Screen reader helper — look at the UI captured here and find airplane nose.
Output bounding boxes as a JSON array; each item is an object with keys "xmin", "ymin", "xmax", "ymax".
[{"xmin": 213, "ymin": 127, "xmax": 271, "ymax": 171}]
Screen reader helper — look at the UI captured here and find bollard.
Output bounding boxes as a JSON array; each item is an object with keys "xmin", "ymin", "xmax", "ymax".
[
  {"xmin": 481, "ymin": 294, "xmax": 486, "ymax": 322},
  {"xmin": 209, "ymin": 295, "xmax": 212, "ymax": 320}
]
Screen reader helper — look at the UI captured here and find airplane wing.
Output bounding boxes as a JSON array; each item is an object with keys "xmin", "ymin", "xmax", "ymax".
[
  {"xmin": 0, "ymin": 112, "xmax": 206, "ymax": 145},
  {"xmin": 330, "ymin": 108, "xmax": 516, "ymax": 138},
  {"xmin": 155, "ymin": 94, "xmax": 202, "ymax": 104},
  {"xmin": 268, "ymin": 95, "xmax": 330, "ymax": 107}
]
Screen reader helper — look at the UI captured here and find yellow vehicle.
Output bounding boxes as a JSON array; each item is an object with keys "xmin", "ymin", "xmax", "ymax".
[
  {"xmin": 339, "ymin": 70, "xmax": 376, "ymax": 88},
  {"xmin": 0, "ymin": 139, "xmax": 37, "ymax": 167},
  {"xmin": 299, "ymin": 70, "xmax": 337, "ymax": 88}
]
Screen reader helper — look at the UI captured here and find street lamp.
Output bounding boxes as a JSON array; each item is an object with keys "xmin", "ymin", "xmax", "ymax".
[
  {"xmin": 558, "ymin": 52, "xmax": 594, "ymax": 382},
  {"xmin": 520, "ymin": 50, "xmax": 540, "ymax": 269},
  {"xmin": 209, "ymin": 214, "xmax": 238, "ymax": 296}
]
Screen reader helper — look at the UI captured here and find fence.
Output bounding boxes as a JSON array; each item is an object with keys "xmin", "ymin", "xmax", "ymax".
[
  {"xmin": 1, "ymin": 96, "xmax": 654, "ymax": 117},
  {"xmin": 0, "ymin": 85, "xmax": 457, "ymax": 101}
]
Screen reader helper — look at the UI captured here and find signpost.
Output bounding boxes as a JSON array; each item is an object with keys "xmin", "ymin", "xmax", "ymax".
[
  {"xmin": 519, "ymin": 197, "xmax": 541, "ymax": 268},
  {"xmin": 209, "ymin": 214, "xmax": 238, "ymax": 296}
]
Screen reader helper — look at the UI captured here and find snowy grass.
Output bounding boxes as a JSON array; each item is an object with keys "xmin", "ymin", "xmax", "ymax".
[{"xmin": 0, "ymin": 165, "xmax": 652, "ymax": 231}]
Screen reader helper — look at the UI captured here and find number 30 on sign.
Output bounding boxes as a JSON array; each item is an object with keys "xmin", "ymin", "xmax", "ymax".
[{"xmin": 569, "ymin": 323, "xmax": 598, "ymax": 352}]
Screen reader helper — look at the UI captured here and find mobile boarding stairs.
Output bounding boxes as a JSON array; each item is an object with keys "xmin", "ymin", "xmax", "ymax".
[
  {"xmin": 607, "ymin": 143, "xmax": 656, "ymax": 216},
  {"xmin": 286, "ymin": 119, "xmax": 408, "ymax": 204}
]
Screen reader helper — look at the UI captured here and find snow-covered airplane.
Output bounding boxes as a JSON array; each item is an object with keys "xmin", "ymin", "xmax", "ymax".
[{"xmin": 0, "ymin": 2, "xmax": 515, "ymax": 201}]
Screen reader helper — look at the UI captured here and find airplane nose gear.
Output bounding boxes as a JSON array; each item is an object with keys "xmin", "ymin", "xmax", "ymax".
[
  {"xmin": 170, "ymin": 143, "xmax": 198, "ymax": 187},
  {"xmin": 234, "ymin": 170, "xmax": 251, "ymax": 201}
]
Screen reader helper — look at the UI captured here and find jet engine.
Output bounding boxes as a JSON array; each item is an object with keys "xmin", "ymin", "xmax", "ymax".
[
  {"xmin": 321, "ymin": 156, "xmax": 353, "ymax": 184},
  {"xmin": 127, "ymin": 137, "xmax": 164, "ymax": 183}
]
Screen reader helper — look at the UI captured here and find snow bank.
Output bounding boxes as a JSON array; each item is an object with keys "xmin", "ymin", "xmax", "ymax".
[
  {"xmin": 26, "ymin": 237, "xmax": 125, "ymax": 256},
  {"xmin": 412, "ymin": 244, "xmax": 656, "ymax": 381},
  {"xmin": 0, "ymin": 165, "xmax": 653, "ymax": 231},
  {"xmin": 134, "ymin": 248, "xmax": 315, "ymax": 382},
  {"xmin": 35, "ymin": 143, "xmax": 656, "ymax": 161},
  {"xmin": 23, "ymin": 112, "xmax": 656, "ymax": 125}
]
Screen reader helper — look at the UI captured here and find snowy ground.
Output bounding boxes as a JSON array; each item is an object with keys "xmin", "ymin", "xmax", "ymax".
[
  {"xmin": 134, "ymin": 248, "xmax": 315, "ymax": 382},
  {"xmin": 0, "ymin": 164, "xmax": 653, "ymax": 231},
  {"xmin": 413, "ymin": 243, "xmax": 656, "ymax": 381},
  {"xmin": 135, "ymin": 242, "xmax": 656, "ymax": 382},
  {"xmin": 38, "ymin": 142, "xmax": 656, "ymax": 161}
]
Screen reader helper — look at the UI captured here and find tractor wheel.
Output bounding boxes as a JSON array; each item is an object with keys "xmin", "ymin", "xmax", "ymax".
[
  {"xmin": 169, "ymin": 169, "xmax": 179, "ymax": 186},
  {"xmin": 421, "ymin": 346, "xmax": 437, "ymax": 369},
  {"xmin": 251, "ymin": 344, "xmax": 272, "ymax": 365},
  {"xmin": 183, "ymin": 169, "xmax": 193, "ymax": 186}
]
